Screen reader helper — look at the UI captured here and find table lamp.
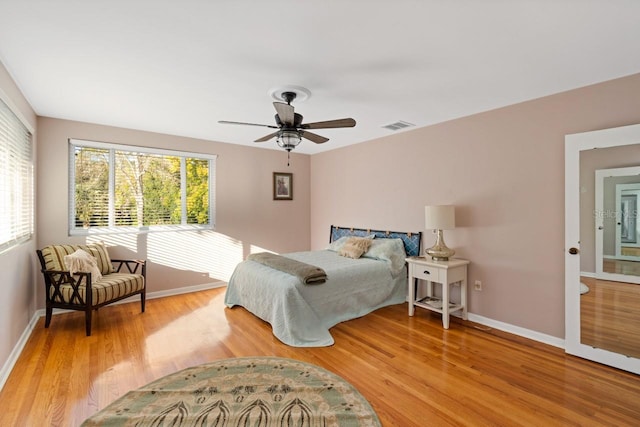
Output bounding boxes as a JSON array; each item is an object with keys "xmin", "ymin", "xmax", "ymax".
[{"xmin": 424, "ymin": 205, "xmax": 455, "ymax": 261}]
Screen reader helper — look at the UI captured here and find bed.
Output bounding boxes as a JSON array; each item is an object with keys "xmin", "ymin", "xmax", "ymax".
[{"xmin": 224, "ymin": 225, "xmax": 421, "ymax": 347}]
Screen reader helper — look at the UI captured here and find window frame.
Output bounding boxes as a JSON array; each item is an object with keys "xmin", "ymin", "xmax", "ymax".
[
  {"xmin": 68, "ymin": 138, "xmax": 216, "ymax": 236},
  {"xmin": 0, "ymin": 88, "xmax": 34, "ymax": 254}
]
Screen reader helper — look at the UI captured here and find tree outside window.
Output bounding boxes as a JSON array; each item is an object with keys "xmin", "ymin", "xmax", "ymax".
[{"xmin": 70, "ymin": 140, "xmax": 215, "ymax": 234}]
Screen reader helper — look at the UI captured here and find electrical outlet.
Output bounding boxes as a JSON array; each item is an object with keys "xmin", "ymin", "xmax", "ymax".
[{"xmin": 474, "ymin": 280, "xmax": 482, "ymax": 291}]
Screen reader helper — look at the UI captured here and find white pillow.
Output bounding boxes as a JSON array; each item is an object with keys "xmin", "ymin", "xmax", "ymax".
[
  {"xmin": 64, "ymin": 249, "xmax": 102, "ymax": 284},
  {"xmin": 326, "ymin": 236, "xmax": 350, "ymax": 252},
  {"xmin": 362, "ymin": 238, "xmax": 407, "ymax": 275}
]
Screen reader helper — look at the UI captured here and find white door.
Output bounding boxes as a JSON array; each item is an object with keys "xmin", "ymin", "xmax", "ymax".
[{"xmin": 565, "ymin": 124, "xmax": 640, "ymax": 374}]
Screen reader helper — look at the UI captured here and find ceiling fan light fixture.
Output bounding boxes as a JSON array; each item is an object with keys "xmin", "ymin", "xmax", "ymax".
[
  {"xmin": 220, "ymin": 86, "xmax": 355, "ymax": 159},
  {"xmin": 277, "ymin": 130, "xmax": 301, "ymax": 151}
]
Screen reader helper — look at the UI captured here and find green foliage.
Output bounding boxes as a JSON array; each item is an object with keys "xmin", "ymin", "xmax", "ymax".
[
  {"xmin": 74, "ymin": 147, "xmax": 211, "ymax": 229},
  {"xmin": 186, "ymin": 158, "xmax": 209, "ymax": 224},
  {"xmin": 140, "ymin": 156, "xmax": 181, "ymax": 225},
  {"xmin": 74, "ymin": 147, "xmax": 109, "ymax": 228}
]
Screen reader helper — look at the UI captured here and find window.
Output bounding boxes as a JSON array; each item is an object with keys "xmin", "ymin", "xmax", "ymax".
[
  {"xmin": 69, "ymin": 139, "xmax": 216, "ymax": 235},
  {"xmin": 0, "ymin": 94, "xmax": 33, "ymax": 252}
]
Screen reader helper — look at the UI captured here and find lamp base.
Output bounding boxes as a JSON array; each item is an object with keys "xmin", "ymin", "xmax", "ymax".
[{"xmin": 425, "ymin": 229, "xmax": 455, "ymax": 261}]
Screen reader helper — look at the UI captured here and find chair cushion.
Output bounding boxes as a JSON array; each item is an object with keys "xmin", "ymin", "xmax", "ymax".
[
  {"xmin": 41, "ymin": 243, "xmax": 115, "ymax": 275},
  {"xmin": 50, "ymin": 273, "xmax": 145, "ymax": 306}
]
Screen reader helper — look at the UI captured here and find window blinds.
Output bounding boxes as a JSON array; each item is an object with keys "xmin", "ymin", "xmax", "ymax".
[{"xmin": 0, "ymin": 97, "xmax": 33, "ymax": 252}]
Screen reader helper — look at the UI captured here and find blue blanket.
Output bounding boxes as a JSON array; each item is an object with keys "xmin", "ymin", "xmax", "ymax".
[{"xmin": 224, "ymin": 250, "xmax": 406, "ymax": 347}]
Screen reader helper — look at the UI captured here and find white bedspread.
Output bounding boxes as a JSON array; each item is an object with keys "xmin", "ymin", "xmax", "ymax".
[{"xmin": 224, "ymin": 250, "xmax": 406, "ymax": 347}]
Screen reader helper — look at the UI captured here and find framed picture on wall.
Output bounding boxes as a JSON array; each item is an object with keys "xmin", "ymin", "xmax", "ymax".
[{"xmin": 273, "ymin": 172, "xmax": 293, "ymax": 200}]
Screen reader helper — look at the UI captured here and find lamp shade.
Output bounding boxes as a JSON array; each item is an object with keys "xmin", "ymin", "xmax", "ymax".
[{"xmin": 425, "ymin": 205, "xmax": 455, "ymax": 230}]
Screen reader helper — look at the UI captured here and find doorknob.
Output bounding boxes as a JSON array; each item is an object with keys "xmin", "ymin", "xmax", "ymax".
[{"xmin": 568, "ymin": 247, "xmax": 579, "ymax": 255}]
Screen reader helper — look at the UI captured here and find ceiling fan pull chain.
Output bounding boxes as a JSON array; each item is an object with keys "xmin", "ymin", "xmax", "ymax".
[{"xmin": 287, "ymin": 151, "xmax": 290, "ymax": 167}]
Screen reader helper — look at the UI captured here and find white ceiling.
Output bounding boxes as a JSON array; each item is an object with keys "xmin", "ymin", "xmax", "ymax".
[{"xmin": 1, "ymin": 1, "xmax": 639, "ymax": 154}]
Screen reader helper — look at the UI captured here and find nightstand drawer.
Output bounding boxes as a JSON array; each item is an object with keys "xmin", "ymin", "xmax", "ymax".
[{"xmin": 413, "ymin": 265, "xmax": 440, "ymax": 282}]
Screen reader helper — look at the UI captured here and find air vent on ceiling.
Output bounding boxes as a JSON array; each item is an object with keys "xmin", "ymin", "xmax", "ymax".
[{"xmin": 382, "ymin": 120, "xmax": 415, "ymax": 131}]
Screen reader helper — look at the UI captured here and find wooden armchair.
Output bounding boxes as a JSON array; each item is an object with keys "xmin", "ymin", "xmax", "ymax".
[{"xmin": 36, "ymin": 243, "xmax": 146, "ymax": 336}]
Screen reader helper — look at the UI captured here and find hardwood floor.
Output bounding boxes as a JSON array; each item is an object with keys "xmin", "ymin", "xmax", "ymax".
[
  {"xmin": 580, "ymin": 276, "xmax": 640, "ymax": 359},
  {"xmin": 603, "ymin": 258, "xmax": 640, "ymax": 276},
  {"xmin": 1, "ymin": 287, "xmax": 639, "ymax": 426}
]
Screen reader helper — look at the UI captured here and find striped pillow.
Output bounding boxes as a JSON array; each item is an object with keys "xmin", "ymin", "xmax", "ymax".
[
  {"xmin": 41, "ymin": 243, "xmax": 115, "ymax": 275},
  {"xmin": 85, "ymin": 242, "xmax": 115, "ymax": 274}
]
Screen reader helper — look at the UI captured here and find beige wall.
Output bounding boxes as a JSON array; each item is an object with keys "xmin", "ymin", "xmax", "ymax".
[
  {"xmin": 0, "ymin": 61, "xmax": 38, "ymax": 378},
  {"xmin": 310, "ymin": 72, "xmax": 640, "ymax": 338},
  {"xmin": 36, "ymin": 117, "xmax": 311, "ymax": 306}
]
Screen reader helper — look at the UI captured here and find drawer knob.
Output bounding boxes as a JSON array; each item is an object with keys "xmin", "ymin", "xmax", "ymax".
[{"xmin": 423, "ymin": 270, "xmax": 430, "ymax": 275}]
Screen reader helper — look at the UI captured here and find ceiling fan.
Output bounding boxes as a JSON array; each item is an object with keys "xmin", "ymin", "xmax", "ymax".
[{"xmin": 218, "ymin": 89, "xmax": 356, "ymax": 156}]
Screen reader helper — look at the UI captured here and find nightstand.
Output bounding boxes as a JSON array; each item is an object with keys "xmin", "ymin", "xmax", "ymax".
[{"xmin": 406, "ymin": 256, "xmax": 470, "ymax": 329}]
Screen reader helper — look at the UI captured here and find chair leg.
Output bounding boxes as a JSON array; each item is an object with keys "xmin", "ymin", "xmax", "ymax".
[
  {"xmin": 85, "ymin": 308, "xmax": 92, "ymax": 336},
  {"xmin": 44, "ymin": 306, "xmax": 52, "ymax": 328},
  {"xmin": 141, "ymin": 292, "xmax": 146, "ymax": 313}
]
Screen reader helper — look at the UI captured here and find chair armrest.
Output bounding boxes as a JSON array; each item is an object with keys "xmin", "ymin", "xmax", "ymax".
[
  {"xmin": 42, "ymin": 269, "xmax": 90, "ymax": 284},
  {"xmin": 42, "ymin": 270, "xmax": 93, "ymax": 305},
  {"xmin": 111, "ymin": 259, "xmax": 146, "ymax": 275}
]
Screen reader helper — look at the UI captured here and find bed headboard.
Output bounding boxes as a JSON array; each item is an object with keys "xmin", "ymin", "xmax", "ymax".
[{"xmin": 329, "ymin": 225, "xmax": 422, "ymax": 257}]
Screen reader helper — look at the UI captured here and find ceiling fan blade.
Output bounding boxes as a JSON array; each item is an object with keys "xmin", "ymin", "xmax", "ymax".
[
  {"xmin": 255, "ymin": 131, "xmax": 279, "ymax": 142},
  {"xmin": 300, "ymin": 118, "xmax": 356, "ymax": 130},
  {"xmin": 300, "ymin": 130, "xmax": 329, "ymax": 144},
  {"xmin": 219, "ymin": 120, "xmax": 278, "ymax": 129},
  {"xmin": 273, "ymin": 102, "xmax": 295, "ymax": 126}
]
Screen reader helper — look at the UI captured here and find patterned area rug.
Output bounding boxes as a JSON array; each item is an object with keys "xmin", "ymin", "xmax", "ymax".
[{"xmin": 81, "ymin": 357, "xmax": 381, "ymax": 427}]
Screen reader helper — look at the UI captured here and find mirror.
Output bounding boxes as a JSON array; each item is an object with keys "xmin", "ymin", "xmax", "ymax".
[
  {"xmin": 566, "ymin": 124, "xmax": 640, "ymax": 374},
  {"xmin": 596, "ymin": 169, "xmax": 640, "ymax": 278}
]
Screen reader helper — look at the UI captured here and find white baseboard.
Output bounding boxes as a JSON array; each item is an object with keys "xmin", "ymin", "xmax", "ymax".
[
  {"xmin": 580, "ymin": 271, "xmax": 596, "ymax": 279},
  {"xmin": 1, "ymin": 281, "xmax": 226, "ymax": 391},
  {"xmin": 467, "ymin": 313, "xmax": 565, "ymax": 349},
  {"xmin": 150, "ymin": 281, "xmax": 226, "ymax": 298},
  {"xmin": 407, "ymin": 294, "xmax": 565, "ymax": 349},
  {"xmin": 0, "ymin": 311, "xmax": 41, "ymax": 391}
]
